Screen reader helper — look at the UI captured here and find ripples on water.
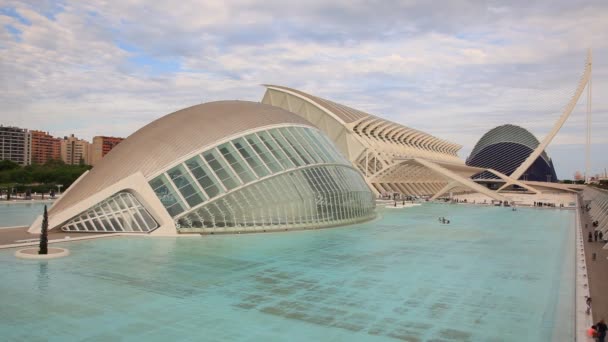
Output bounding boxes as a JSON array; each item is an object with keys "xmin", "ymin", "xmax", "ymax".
[{"xmin": 0, "ymin": 204, "xmax": 575, "ymax": 341}]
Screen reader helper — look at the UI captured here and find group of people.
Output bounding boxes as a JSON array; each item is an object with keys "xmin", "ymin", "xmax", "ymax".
[
  {"xmin": 588, "ymin": 230, "xmax": 605, "ymax": 243},
  {"xmin": 533, "ymin": 201, "xmax": 558, "ymax": 207},
  {"xmin": 438, "ymin": 217, "xmax": 450, "ymax": 224}
]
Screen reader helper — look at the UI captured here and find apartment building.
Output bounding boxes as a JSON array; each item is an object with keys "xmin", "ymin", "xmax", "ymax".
[
  {"xmin": 90, "ymin": 136, "xmax": 124, "ymax": 166},
  {"xmin": 0, "ymin": 125, "xmax": 31, "ymax": 165},
  {"xmin": 30, "ymin": 130, "xmax": 62, "ymax": 164}
]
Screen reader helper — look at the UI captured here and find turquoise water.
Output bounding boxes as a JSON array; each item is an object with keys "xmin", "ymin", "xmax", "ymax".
[
  {"xmin": 0, "ymin": 204, "xmax": 574, "ymax": 341},
  {"xmin": 0, "ymin": 202, "xmax": 52, "ymax": 228}
]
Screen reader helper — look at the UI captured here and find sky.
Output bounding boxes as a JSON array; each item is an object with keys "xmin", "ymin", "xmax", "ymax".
[{"xmin": 1, "ymin": 0, "xmax": 607, "ymax": 180}]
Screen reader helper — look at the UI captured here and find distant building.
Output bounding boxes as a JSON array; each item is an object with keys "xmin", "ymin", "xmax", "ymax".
[
  {"xmin": 90, "ymin": 136, "xmax": 124, "ymax": 166},
  {"xmin": 30, "ymin": 130, "xmax": 61, "ymax": 165},
  {"xmin": 61, "ymin": 134, "xmax": 90, "ymax": 165},
  {"xmin": 467, "ymin": 124, "xmax": 558, "ymax": 182},
  {"xmin": 0, "ymin": 125, "xmax": 31, "ymax": 166}
]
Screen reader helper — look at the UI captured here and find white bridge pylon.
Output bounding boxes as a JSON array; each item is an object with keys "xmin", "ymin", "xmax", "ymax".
[{"xmin": 498, "ymin": 49, "xmax": 593, "ymax": 192}]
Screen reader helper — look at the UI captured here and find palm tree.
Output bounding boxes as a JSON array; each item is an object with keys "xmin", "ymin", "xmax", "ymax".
[{"xmin": 39, "ymin": 205, "xmax": 48, "ymax": 255}]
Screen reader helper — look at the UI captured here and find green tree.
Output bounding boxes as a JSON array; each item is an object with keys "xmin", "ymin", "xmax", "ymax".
[
  {"xmin": 0, "ymin": 160, "xmax": 20, "ymax": 171},
  {"xmin": 39, "ymin": 205, "xmax": 48, "ymax": 255}
]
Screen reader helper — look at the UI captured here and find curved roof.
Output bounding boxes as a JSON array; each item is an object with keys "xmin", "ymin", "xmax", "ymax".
[
  {"xmin": 264, "ymin": 85, "xmax": 461, "ymax": 155},
  {"xmin": 468, "ymin": 124, "xmax": 549, "ymax": 163},
  {"xmin": 51, "ymin": 101, "xmax": 313, "ymax": 215},
  {"xmin": 264, "ymin": 85, "xmax": 370, "ymax": 123}
]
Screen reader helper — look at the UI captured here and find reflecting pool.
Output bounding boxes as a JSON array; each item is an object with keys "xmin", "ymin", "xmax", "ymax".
[
  {"xmin": 0, "ymin": 201, "xmax": 52, "ymax": 228},
  {"xmin": 0, "ymin": 204, "xmax": 574, "ymax": 341}
]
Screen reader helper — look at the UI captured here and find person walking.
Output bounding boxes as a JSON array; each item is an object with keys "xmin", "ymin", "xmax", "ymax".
[
  {"xmin": 597, "ymin": 319, "xmax": 607, "ymax": 342},
  {"xmin": 586, "ymin": 296, "xmax": 593, "ymax": 314},
  {"xmin": 600, "ymin": 231, "xmax": 604, "ymax": 242},
  {"xmin": 589, "ymin": 232, "xmax": 593, "ymax": 242},
  {"xmin": 595, "ymin": 230, "xmax": 599, "ymax": 242}
]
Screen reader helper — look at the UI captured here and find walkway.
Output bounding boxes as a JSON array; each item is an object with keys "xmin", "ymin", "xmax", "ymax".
[{"xmin": 581, "ymin": 205, "xmax": 608, "ymax": 324}]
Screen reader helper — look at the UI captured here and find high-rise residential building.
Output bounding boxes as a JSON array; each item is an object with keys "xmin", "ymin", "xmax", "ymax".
[
  {"xmin": 61, "ymin": 134, "xmax": 90, "ymax": 165},
  {"xmin": 0, "ymin": 125, "xmax": 31, "ymax": 166},
  {"xmin": 90, "ymin": 136, "xmax": 124, "ymax": 166},
  {"xmin": 30, "ymin": 130, "xmax": 61, "ymax": 165}
]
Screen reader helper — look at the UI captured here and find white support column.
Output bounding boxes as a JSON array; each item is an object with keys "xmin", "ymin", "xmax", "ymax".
[{"xmin": 430, "ymin": 181, "xmax": 459, "ymax": 201}]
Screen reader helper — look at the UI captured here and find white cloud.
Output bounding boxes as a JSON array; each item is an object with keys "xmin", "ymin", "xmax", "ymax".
[{"xmin": 0, "ymin": 0, "xmax": 607, "ymax": 179}]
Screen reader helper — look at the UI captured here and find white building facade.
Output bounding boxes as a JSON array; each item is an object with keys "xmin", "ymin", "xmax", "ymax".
[{"xmin": 29, "ymin": 101, "xmax": 375, "ymax": 235}]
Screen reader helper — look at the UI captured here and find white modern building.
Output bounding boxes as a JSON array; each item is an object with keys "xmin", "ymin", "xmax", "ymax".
[
  {"xmin": 261, "ymin": 83, "xmax": 592, "ymax": 200},
  {"xmin": 29, "ymin": 101, "xmax": 375, "ymax": 235},
  {"xmin": 262, "ymin": 85, "xmax": 514, "ymax": 201}
]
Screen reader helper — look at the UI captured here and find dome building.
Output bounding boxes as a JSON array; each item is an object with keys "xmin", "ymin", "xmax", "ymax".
[
  {"xmin": 29, "ymin": 101, "xmax": 375, "ymax": 235},
  {"xmin": 466, "ymin": 124, "xmax": 558, "ymax": 182}
]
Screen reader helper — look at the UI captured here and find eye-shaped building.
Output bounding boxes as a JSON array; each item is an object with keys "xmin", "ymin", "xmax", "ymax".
[
  {"xmin": 29, "ymin": 101, "xmax": 375, "ymax": 235},
  {"xmin": 466, "ymin": 124, "xmax": 558, "ymax": 182}
]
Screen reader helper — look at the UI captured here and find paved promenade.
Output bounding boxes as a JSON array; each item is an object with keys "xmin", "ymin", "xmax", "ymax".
[{"xmin": 581, "ymin": 205, "xmax": 608, "ymax": 324}]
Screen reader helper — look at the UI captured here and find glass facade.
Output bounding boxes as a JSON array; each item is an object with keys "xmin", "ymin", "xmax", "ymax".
[
  {"xmin": 149, "ymin": 126, "xmax": 375, "ymax": 233},
  {"xmin": 61, "ymin": 192, "xmax": 158, "ymax": 233}
]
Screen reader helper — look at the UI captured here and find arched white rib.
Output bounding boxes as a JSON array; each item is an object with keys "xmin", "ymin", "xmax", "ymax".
[{"xmin": 505, "ymin": 49, "xmax": 592, "ymax": 185}]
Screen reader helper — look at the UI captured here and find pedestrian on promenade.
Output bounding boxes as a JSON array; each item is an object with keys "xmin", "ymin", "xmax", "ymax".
[
  {"xmin": 589, "ymin": 325, "xmax": 598, "ymax": 339},
  {"xmin": 595, "ymin": 230, "xmax": 599, "ymax": 242},
  {"xmin": 597, "ymin": 319, "xmax": 607, "ymax": 342},
  {"xmin": 587, "ymin": 297, "xmax": 593, "ymax": 314},
  {"xmin": 589, "ymin": 232, "xmax": 593, "ymax": 242},
  {"xmin": 600, "ymin": 231, "xmax": 604, "ymax": 242}
]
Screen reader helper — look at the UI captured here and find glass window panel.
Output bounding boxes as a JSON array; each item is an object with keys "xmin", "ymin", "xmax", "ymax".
[
  {"xmin": 99, "ymin": 217, "xmax": 114, "ymax": 231},
  {"xmin": 109, "ymin": 217, "xmax": 123, "ymax": 231},
  {"xmin": 186, "ymin": 156, "xmax": 223, "ymax": 198},
  {"xmin": 203, "ymin": 150, "xmax": 240, "ymax": 191},
  {"xmin": 218, "ymin": 143, "xmax": 256, "ymax": 184},
  {"xmin": 286, "ymin": 127, "xmax": 323, "ymax": 164},
  {"xmin": 290, "ymin": 127, "xmax": 331, "ymax": 163},
  {"xmin": 207, "ymin": 203, "xmax": 226, "ymax": 227},
  {"xmin": 149, "ymin": 177, "xmax": 165, "ymax": 190},
  {"xmin": 232, "ymin": 138, "xmax": 270, "ymax": 178},
  {"xmin": 257, "ymin": 131, "xmax": 295, "ymax": 169},
  {"xmin": 299, "ymin": 128, "xmax": 334, "ymax": 162},
  {"xmin": 166, "ymin": 202, "xmax": 185, "ymax": 217},
  {"xmin": 132, "ymin": 210, "xmax": 146, "ymax": 231},
  {"xmin": 318, "ymin": 132, "xmax": 348, "ymax": 163},
  {"xmin": 245, "ymin": 134, "xmax": 283, "ymax": 173},
  {"xmin": 279, "ymin": 128, "xmax": 315, "ymax": 164},
  {"xmin": 268, "ymin": 129, "xmax": 304, "ymax": 166},
  {"xmin": 167, "ymin": 165, "xmax": 206, "ymax": 207},
  {"xmin": 149, "ymin": 174, "xmax": 187, "ymax": 216},
  {"xmin": 83, "ymin": 220, "xmax": 95, "ymax": 231},
  {"xmin": 116, "ymin": 196, "xmax": 127, "ymax": 210},
  {"xmin": 92, "ymin": 219, "xmax": 105, "ymax": 231}
]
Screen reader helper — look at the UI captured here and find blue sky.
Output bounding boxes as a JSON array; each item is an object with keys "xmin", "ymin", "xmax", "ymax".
[{"xmin": 1, "ymin": 0, "xmax": 607, "ymax": 179}]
